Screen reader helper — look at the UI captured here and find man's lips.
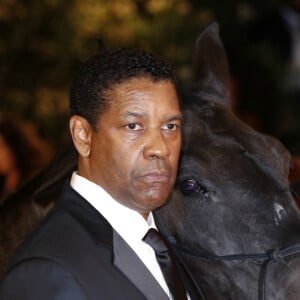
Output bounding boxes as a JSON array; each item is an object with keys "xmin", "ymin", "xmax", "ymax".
[{"xmin": 139, "ymin": 170, "xmax": 170, "ymax": 183}]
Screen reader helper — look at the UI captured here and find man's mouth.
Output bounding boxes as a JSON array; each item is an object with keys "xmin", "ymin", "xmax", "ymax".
[{"xmin": 139, "ymin": 170, "xmax": 170, "ymax": 183}]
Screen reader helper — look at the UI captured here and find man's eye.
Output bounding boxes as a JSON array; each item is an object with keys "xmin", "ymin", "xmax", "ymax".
[
  {"xmin": 162, "ymin": 123, "xmax": 179, "ymax": 131},
  {"xmin": 126, "ymin": 123, "xmax": 142, "ymax": 130}
]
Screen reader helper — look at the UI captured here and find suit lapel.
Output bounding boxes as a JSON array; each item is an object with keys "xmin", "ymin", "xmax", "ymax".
[{"xmin": 113, "ymin": 230, "xmax": 170, "ymax": 300}]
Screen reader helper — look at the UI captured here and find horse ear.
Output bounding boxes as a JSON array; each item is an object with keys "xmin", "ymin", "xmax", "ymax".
[{"xmin": 192, "ymin": 22, "xmax": 230, "ymax": 106}]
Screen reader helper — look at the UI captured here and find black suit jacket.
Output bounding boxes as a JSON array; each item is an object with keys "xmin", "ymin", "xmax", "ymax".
[{"xmin": 0, "ymin": 185, "xmax": 200, "ymax": 299}]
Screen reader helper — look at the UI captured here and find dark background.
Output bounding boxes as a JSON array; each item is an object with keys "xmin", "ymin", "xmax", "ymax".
[{"xmin": 1, "ymin": 0, "xmax": 296, "ymax": 156}]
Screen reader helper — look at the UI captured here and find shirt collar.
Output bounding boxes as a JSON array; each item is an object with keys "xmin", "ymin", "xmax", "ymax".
[{"xmin": 70, "ymin": 172, "xmax": 157, "ymax": 244}]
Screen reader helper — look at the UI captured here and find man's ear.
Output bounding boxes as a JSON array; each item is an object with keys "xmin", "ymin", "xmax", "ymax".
[{"xmin": 69, "ymin": 115, "xmax": 92, "ymax": 157}]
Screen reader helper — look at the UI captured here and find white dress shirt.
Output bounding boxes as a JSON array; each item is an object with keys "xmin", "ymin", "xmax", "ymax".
[{"xmin": 70, "ymin": 171, "xmax": 172, "ymax": 299}]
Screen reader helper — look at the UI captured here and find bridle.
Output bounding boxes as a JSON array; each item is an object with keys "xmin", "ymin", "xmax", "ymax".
[
  {"xmin": 167, "ymin": 240, "xmax": 300, "ymax": 300},
  {"xmin": 154, "ymin": 211, "xmax": 300, "ymax": 300}
]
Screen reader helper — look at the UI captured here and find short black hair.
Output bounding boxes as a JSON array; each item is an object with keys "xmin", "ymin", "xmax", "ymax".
[{"xmin": 70, "ymin": 48, "xmax": 177, "ymax": 128}]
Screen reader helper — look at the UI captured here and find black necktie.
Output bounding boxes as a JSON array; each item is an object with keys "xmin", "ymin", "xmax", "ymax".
[{"xmin": 143, "ymin": 228, "xmax": 187, "ymax": 300}]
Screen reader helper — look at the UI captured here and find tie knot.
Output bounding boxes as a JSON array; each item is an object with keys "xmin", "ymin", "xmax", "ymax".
[{"xmin": 143, "ymin": 228, "xmax": 168, "ymax": 253}]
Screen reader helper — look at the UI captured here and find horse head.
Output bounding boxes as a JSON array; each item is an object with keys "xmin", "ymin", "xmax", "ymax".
[{"xmin": 155, "ymin": 23, "xmax": 300, "ymax": 299}]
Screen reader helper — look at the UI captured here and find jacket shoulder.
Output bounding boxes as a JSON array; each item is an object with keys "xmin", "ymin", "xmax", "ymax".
[{"xmin": 0, "ymin": 257, "xmax": 89, "ymax": 300}]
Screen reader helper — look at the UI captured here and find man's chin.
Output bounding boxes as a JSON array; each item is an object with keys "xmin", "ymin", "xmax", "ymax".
[{"xmin": 140, "ymin": 192, "xmax": 170, "ymax": 210}]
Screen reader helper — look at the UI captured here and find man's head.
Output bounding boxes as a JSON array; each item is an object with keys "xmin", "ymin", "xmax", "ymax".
[
  {"xmin": 69, "ymin": 48, "xmax": 181, "ymax": 219},
  {"xmin": 70, "ymin": 47, "xmax": 178, "ymax": 129}
]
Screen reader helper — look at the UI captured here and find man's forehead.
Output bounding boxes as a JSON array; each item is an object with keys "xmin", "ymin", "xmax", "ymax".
[{"xmin": 103, "ymin": 77, "xmax": 177, "ymax": 103}]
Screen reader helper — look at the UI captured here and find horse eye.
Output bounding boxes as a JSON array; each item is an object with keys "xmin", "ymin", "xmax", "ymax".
[{"xmin": 177, "ymin": 178, "xmax": 203, "ymax": 195}]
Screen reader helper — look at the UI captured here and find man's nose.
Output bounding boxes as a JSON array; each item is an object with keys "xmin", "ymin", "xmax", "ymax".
[{"xmin": 143, "ymin": 129, "xmax": 170, "ymax": 159}]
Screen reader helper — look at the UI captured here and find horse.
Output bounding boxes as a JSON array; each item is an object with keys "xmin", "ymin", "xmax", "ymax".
[
  {"xmin": 154, "ymin": 23, "xmax": 300, "ymax": 299},
  {"xmin": 1, "ymin": 23, "xmax": 300, "ymax": 299}
]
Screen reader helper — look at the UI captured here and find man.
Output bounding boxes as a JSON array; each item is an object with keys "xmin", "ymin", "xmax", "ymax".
[{"xmin": 0, "ymin": 48, "xmax": 193, "ymax": 299}]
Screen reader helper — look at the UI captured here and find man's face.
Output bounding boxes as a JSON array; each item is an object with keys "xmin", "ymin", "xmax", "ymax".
[{"xmin": 73, "ymin": 77, "xmax": 181, "ymax": 218}]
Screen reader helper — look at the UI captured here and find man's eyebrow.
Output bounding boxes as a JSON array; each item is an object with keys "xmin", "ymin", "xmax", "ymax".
[
  {"xmin": 166, "ymin": 114, "xmax": 182, "ymax": 122},
  {"xmin": 122, "ymin": 112, "xmax": 182, "ymax": 121}
]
